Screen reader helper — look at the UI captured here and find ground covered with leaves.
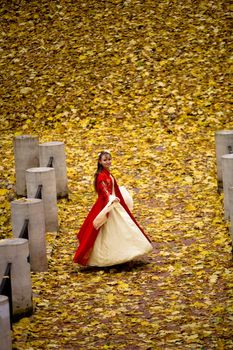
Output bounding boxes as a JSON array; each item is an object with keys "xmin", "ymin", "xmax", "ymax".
[{"xmin": 0, "ymin": 0, "xmax": 233, "ymax": 349}]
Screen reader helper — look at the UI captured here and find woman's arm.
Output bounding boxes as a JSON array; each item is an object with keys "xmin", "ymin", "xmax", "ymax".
[
  {"xmin": 98, "ymin": 180, "xmax": 120, "ymax": 203},
  {"xmin": 99, "ymin": 180, "xmax": 111, "ymax": 200}
]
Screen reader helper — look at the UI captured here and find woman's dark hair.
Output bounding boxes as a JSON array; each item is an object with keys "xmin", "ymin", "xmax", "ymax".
[{"xmin": 94, "ymin": 151, "xmax": 111, "ymax": 192}]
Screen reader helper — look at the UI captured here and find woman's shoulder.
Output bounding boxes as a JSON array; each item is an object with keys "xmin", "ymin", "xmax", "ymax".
[{"xmin": 97, "ymin": 169, "xmax": 110, "ymax": 182}]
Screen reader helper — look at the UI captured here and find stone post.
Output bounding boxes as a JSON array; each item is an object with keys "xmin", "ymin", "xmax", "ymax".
[
  {"xmin": 215, "ymin": 130, "xmax": 233, "ymax": 192},
  {"xmin": 0, "ymin": 295, "xmax": 12, "ymax": 350},
  {"xmin": 11, "ymin": 198, "xmax": 47, "ymax": 272},
  {"xmin": 13, "ymin": 135, "xmax": 39, "ymax": 196},
  {"xmin": 26, "ymin": 167, "xmax": 58, "ymax": 231},
  {"xmin": 0, "ymin": 238, "xmax": 33, "ymax": 321},
  {"xmin": 222, "ymin": 154, "xmax": 233, "ymax": 220},
  {"xmin": 39, "ymin": 141, "xmax": 68, "ymax": 198}
]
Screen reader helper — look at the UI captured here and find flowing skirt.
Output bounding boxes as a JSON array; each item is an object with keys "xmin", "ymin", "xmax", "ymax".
[{"xmin": 88, "ymin": 202, "xmax": 153, "ymax": 267}]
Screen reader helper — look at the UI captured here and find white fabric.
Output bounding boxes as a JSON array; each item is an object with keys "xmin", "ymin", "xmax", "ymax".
[
  {"xmin": 88, "ymin": 202, "xmax": 153, "ymax": 266},
  {"xmin": 89, "ymin": 178, "xmax": 152, "ymax": 267},
  {"xmin": 93, "ymin": 187, "xmax": 133, "ymax": 230},
  {"xmin": 93, "ymin": 195, "xmax": 117, "ymax": 230},
  {"xmin": 119, "ymin": 186, "xmax": 133, "ymax": 211}
]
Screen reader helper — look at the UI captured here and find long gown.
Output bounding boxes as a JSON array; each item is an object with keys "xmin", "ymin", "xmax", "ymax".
[{"xmin": 73, "ymin": 168, "xmax": 153, "ymax": 266}]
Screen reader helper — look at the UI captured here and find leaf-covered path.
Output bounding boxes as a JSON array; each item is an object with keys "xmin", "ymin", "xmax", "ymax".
[{"xmin": 0, "ymin": 0, "xmax": 232, "ymax": 349}]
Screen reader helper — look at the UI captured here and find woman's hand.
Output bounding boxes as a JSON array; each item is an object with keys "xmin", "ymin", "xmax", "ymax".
[{"xmin": 109, "ymin": 195, "xmax": 120, "ymax": 205}]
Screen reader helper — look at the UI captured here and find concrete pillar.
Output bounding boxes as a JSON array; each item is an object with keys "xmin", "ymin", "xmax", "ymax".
[
  {"xmin": 222, "ymin": 154, "xmax": 233, "ymax": 220},
  {"xmin": 0, "ymin": 238, "xmax": 33, "ymax": 321},
  {"xmin": 11, "ymin": 198, "xmax": 47, "ymax": 272},
  {"xmin": 13, "ymin": 135, "xmax": 39, "ymax": 196},
  {"xmin": 26, "ymin": 167, "xmax": 58, "ymax": 231},
  {"xmin": 0, "ymin": 295, "xmax": 12, "ymax": 350},
  {"xmin": 39, "ymin": 141, "xmax": 68, "ymax": 198},
  {"xmin": 215, "ymin": 130, "xmax": 233, "ymax": 192}
]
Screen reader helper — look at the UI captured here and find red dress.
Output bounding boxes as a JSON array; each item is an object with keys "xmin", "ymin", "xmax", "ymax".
[{"xmin": 73, "ymin": 168, "xmax": 152, "ymax": 266}]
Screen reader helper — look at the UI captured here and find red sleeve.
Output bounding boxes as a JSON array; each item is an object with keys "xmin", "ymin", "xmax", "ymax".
[
  {"xmin": 98, "ymin": 180, "xmax": 110, "ymax": 200},
  {"xmin": 96, "ymin": 173, "xmax": 110, "ymax": 201}
]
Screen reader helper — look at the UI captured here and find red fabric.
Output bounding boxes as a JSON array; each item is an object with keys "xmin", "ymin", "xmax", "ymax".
[{"xmin": 73, "ymin": 169, "xmax": 151, "ymax": 265}]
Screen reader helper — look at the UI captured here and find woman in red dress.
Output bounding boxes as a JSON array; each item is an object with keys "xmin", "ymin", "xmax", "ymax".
[{"xmin": 73, "ymin": 151, "xmax": 153, "ymax": 266}]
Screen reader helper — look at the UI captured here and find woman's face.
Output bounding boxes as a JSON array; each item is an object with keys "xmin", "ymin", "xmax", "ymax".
[{"xmin": 99, "ymin": 153, "xmax": 112, "ymax": 170}]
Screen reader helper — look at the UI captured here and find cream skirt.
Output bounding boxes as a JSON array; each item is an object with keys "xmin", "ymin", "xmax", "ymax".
[{"xmin": 88, "ymin": 202, "xmax": 153, "ymax": 267}]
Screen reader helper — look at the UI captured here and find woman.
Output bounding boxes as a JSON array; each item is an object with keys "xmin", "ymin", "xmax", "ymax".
[{"xmin": 73, "ymin": 151, "xmax": 153, "ymax": 266}]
